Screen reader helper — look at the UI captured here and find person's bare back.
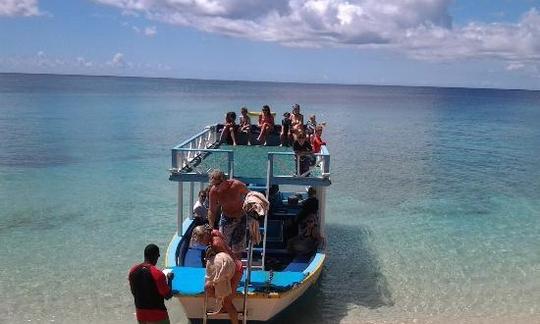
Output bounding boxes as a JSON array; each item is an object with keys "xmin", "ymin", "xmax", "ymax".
[{"xmin": 208, "ymin": 170, "xmax": 249, "ymax": 228}]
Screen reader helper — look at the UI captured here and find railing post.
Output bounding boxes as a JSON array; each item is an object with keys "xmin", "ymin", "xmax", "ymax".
[
  {"xmin": 177, "ymin": 182, "xmax": 183, "ymax": 235},
  {"xmin": 262, "ymin": 154, "xmax": 274, "ymax": 270},
  {"xmin": 189, "ymin": 182, "xmax": 194, "ymax": 219},
  {"xmin": 296, "ymin": 154, "xmax": 301, "ymax": 176},
  {"xmin": 172, "ymin": 148, "xmax": 177, "ymax": 170},
  {"xmin": 324, "ymin": 154, "xmax": 330, "ymax": 174},
  {"xmin": 318, "ymin": 186, "xmax": 326, "ymax": 239},
  {"xmin": 228, "ymin": 151, "xmax": 234, "ymax": 179}
]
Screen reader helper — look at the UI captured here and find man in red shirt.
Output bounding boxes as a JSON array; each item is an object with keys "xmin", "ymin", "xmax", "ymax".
[{"xmin": 128, "ymin": 244, "xmax": 174, "ymax": 324}]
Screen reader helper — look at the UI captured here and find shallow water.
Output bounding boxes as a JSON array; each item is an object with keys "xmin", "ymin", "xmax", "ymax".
[{"xmin": 0, "ymin": 74, "xmax": 539, "ymax": 323}]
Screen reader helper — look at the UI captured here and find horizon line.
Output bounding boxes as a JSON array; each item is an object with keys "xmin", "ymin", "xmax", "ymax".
[{"xmin": 1, "ymin": 71, "xmax": 539, "ymax": 93}]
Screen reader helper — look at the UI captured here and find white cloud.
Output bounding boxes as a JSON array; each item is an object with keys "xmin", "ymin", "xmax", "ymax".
[
  {"xmin": 77, "ymin": 57, "xmax": 94, "ymax": 67},
  {"xmin": 93, "ymin": 0, "xmax": 540, "ymax": 67},
  {"xmin": 144, "ymin": 26, "xmax": 157, "ymax": 36},
  {"xmin": 0, "ymin": 52, "xmax": 170, "ymax": 76},
  {"xmin": 109, "ymin": 52, "xmax": 126, "ymax": 67},
  {"xmin": 0, "ymin": 0, "xmax": 41, "ymax": 17},
  {"xmin": 124, "ymin": 22, "xmax": 157, "ymax": 37}
]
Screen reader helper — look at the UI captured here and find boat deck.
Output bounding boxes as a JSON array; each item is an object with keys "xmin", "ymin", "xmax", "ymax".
[{"xmin": 169, "ymin": 124, "xmax": 330, "ymax": 186}]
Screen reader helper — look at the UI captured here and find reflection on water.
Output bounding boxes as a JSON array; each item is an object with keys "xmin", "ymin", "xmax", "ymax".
[{"xmin": 271, "ymin": 223, "xmax": 393, "ymax": 324}]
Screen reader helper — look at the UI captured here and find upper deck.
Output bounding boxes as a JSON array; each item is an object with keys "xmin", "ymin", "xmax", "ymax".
[{"xmin": 169, "ymin": 124, "xmax": 331, "ymax": 186}]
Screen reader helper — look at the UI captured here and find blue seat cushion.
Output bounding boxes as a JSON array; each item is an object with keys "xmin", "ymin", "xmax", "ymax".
[
  {"xmin": 283, "ymin": 255, "xmax": 312, "ymax": 272},
  {"xmin": 171, "ymin": 267, "xmax": 306, "ymax": 295},
  {"xmin": 183, "ymin": 246, "xmax": 205, "ymax": 267}
]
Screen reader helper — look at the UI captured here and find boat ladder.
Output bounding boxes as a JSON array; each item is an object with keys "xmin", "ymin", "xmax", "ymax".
[{"xmin": 202, "ymin": 174, "xmax": 271, "ymax": 323}]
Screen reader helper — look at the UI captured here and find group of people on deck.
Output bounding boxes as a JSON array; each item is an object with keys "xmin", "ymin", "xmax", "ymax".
[
  {"xmin": 128, "ymin": 104, "xmax": 326, "ymax": 323},
  {"xmin": 221, "ymin": 103, "xmax": 327, "ymax": 176},
  {"xmin": 220, "ymin": 103, "xmax": 326, "ymax": 151}
]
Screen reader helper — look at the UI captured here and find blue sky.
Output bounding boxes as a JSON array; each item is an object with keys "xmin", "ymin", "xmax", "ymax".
[{"xmin": 1, "ymin": 0, "xmax": 539, "ymax": 89}]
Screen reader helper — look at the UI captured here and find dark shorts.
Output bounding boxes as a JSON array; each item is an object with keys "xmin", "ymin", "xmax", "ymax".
[{"xmin": 219, "ymin": 213, "xmax": 247, "ymax": 254}]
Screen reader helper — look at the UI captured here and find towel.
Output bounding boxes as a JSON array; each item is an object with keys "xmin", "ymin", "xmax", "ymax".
[
  {"xmin": 243, "ymin": 191, "xmax": 269, "ymax": 218},
  {"xmin": 205, "ymin": 252, "xmax": 236, "ymax": 313},
  {"xmin": 243, "ymin": 191, "xmax": 269, "ymax": 245}
]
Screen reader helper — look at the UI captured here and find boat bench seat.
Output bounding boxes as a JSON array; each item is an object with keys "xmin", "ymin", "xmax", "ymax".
[
  {"xmin": 171, "ymin": 267, "xmax": 306, "ymax": 295},
  {"xmin": 283, "ymin": 255, "xmax": 312, "ymax": 272},
  {"xmin": 183, "ymin": 246, "xmax": 205, "ymax": 268}
]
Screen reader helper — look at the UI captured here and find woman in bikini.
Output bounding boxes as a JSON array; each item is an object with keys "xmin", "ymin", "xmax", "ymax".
[{"xmin": 257, "ymin": 105, "xmax": 274, "ymax": 145}]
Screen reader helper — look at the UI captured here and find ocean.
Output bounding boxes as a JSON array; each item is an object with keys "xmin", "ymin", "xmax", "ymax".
[{"xmin": 0, "ymin": 73, "xmax": 539, "ymax": 323}]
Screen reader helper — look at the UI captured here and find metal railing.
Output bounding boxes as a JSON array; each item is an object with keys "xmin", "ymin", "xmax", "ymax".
[
  {"xmin": 267, "ymin": 145, "xmax": 330, "ymax": 179},
  {"xmin": 171, "ymin": 126, "xmax": 219, "ymax": 172}
]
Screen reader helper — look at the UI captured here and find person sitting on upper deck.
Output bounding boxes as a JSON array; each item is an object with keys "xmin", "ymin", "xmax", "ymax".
[
  {"xmin": 311, "ymin": 124, "xmax": 327, "ymax": 154},
  {"xmin": 191, "ymin": 224, "xmax": 243, "ymax": 324},
  {"xmin": 290, "ymin": 104, "xmax": 304, "ymax": 135},
  {"xmin": 192, "ymin": 188, "xmax": 209, "ymax": 224},
  {"xmin": 306, "ymin": 114, "xmax": 317, "ymax": 139},
  {"xmin": 238, "ymin": 107, "xmax": 251, "ymax": 145},
  {"xmin": 288, "ymin": 187, "xmax": 321, "ymax": 256},
  {"xmin": 280, "ymin": 112, "xmax": 292, "ymax": 147},
  {"xmin": 257, "ymin": 105, "xmax": 274, "ymax": 145},
  {"xmin": 220, "ymin": 111, "xmax": 237, "ymax": 146},
  {"xmin": 208, "ymin": 170, "xmax": 250, "ymax": 256},
  {"xmin": 293, "ymin": 131, "xmax": 313, "ymax": 176}
]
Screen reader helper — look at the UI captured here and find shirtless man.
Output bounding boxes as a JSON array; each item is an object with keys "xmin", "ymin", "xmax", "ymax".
[{"xmin": 208, "ymin": 170, "xmax": 249, "ymax": 255}]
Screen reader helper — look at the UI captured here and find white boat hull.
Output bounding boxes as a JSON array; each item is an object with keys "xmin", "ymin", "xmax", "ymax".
[{"xmin": 175, "ymin": 258, "xmax": 324, "ymax": 321}]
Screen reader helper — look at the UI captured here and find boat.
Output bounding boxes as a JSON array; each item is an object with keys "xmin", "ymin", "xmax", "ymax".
[{"xmin": 165, "ymin": 122, "xmax": 331, "ymax": 322}]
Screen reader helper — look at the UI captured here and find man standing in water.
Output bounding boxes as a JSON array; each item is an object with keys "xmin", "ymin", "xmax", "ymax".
[
  {"xmin": 208, "ymin": 169, "xmax": 249, "ymax": 256},
  {"xmin": 128, "ymin": 244, "xmax": 174, "ymax": 324}
]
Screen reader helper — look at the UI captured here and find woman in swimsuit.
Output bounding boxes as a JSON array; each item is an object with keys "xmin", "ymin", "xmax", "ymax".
[
  {"xmin": 257, "ymin": 105, "xmax": 274, "ymax": 145},
  {"xmin": 290, "ymin": 104, "xmax": 304, "ymax": 136}
]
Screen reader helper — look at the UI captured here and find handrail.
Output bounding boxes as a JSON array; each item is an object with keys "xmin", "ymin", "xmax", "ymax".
[
  {"xmin": 267, "ymin": 148, "xmax": 331, "ymax": 178},
  {"xmin": 171, "ymin": 125, "xmax": 218, "ymax": 170},
  {"xmin": 173, "ymin": 125, "xmax": 215, "ymax": 149}
]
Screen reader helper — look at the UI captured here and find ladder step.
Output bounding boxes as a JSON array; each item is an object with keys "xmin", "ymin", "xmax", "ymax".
[{"xmin": 241, "ymin": 259, "xmax": 263, "ymax": 265}]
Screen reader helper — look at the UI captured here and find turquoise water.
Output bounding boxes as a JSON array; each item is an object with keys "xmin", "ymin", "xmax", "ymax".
[{"xmin": 1, "ymin": 73, "xmax": 539, "ymax": 323}]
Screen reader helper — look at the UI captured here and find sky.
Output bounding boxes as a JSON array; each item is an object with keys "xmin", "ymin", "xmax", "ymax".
[{"xmin": 0, "ymin": 0, "xmax": 539, "ymax": 90}]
